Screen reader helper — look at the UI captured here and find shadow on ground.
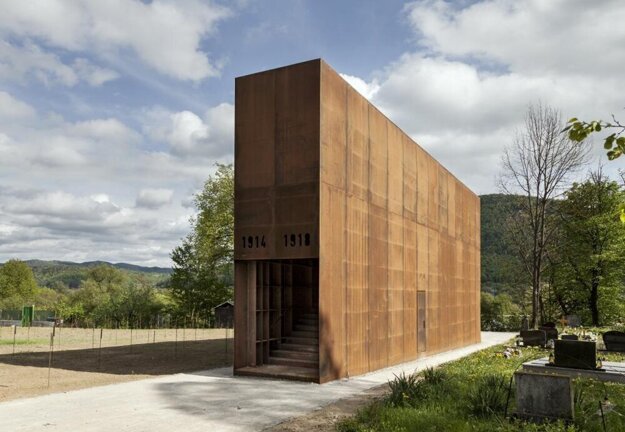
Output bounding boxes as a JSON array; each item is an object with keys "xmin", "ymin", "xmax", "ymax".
[{"xmin": 0, "ymin": 339, "xmax": 234, "ymax": 375}]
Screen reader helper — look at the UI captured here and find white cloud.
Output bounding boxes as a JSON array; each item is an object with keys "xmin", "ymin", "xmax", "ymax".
[
  {"xmin": 143, "ymin": 103, "xmax": 234, "ymax": 159},
  {"xmin": 407, "ymin": 0, "xmax": 625, "ymax": 78},
  {"xmin": 340, "ymin": 73, "xmax": 380, "ymax": 100},
  {"xmin": 0, "ymin": 92, "xmax": 229, "ymax": 265},
  {"xmin": 72, "ymin": 58, "xmax": 119, "ymax": 86},
  {"xmin": 333, "ymin": 1, "xmax": 625, "ymax": 193},
  {"xmin": 0, "ymin": 187, "xmax": 188, "ymax": 266},
  {"xmin": 0, "ymin": 41, "xmax": 79, "ymax": 86},
  {"xmin": 0, "ymin": 91, "xmax": 36, "ymax": 120},
  {"xmin": 0, "ymin": 0, "xmax": 231, "ymax": 82},
  {"xmin": 136, "ymin": 188, "xmax": 174, "ymax": 209},
  {"xmin": 0, "ymin": 41, "xmax": 119, "ymax": 87}
]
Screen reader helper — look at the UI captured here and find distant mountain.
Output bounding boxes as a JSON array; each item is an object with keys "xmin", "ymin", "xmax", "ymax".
[
  {"xmin": 24, "ymin": 260, "xmax": 171, "ymax": 274},
  {"xmin": 11, "ymin": 260, "xmax": 171, "ymax": 289}
]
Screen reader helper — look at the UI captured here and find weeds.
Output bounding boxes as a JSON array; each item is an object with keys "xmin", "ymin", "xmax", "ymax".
[
  {"xmin": 386, "ymin": 372, "xmax": 422, "ymax": 407},
  {"xmin": 466, "ymin": 374, "xmax": 509, "ymax": 417}
]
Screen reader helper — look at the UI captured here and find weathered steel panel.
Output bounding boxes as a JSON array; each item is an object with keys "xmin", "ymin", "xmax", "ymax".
[
  {"xmin": 388, "ymin": 210, "xmax": 404, "ymax": 366},
  {"xmin": 319, "ymin": 183, "xmax": 346, "ymax": 382},
  {"xmin": 234, "ymin": 60, "xmax": 320, "ymax": 262},
  {"xmin": 319, "ymin": 62, "xmax": 348, "ymax": 383},
  {"xmin": 346, "ymin": 196, "xmax": 369, "ymax": 376}
]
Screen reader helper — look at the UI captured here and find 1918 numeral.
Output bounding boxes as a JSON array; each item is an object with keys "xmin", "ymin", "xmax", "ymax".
[{"xmin": 283, "ymin": 233, "xmax": 311, "ymax": 248}]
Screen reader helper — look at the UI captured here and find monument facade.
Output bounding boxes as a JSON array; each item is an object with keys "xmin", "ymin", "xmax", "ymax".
[{"xmin": 233, "ymin": 59, "xmax": 480, "ymax": 383}]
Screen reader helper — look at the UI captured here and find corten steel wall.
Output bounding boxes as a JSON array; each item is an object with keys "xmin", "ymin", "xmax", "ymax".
[
  {"xmin": 234, "ymin": 59, "xmax": 481, "ymax": 383},
  {"xmin": 233, "ymin": 60, "xmax": 321, "ymax": 370}
]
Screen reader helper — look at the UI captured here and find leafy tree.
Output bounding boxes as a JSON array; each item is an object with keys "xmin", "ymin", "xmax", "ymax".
[
  {"xmin": 552, "ymin": 170, "xmax": 625, "ymax": 326},
  {"xmin": 0, "ymin": 259, "xmax": 38, "ymax": 309},
  {"xmin": 480, "ymin": 292, "xmax": 522, "ymax": 331},
  {"xmin": 499, "ymin": 103, "xmax": 589, "ymax": 327},
  {"xmin": 170, "ymin": 163, "xmax": 234, "ymax": 320},
  {"xmin": 565, "ymin": 115, "xmax": 625, "ymax": 160}
]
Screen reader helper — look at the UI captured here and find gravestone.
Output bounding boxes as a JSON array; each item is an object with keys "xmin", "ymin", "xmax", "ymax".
[
  {"xmin": 515, "ymin": 371, "xmax": 574, "ymax": 420},
  {"xmin": 603, "ymin": 331, "xmax": 625, "ymax": 352},
  {"xmin": 561, "ymin": 334, "xmax": 579, "ymax": 341},
  {"xmin": 539, "ymin": 325, "xmax": 558, "ymax": 342},
  {"xmin": 520, "ymin": 329, "xmax": 546, "ymax": 347},
  {"xmin": 553, "ymin": 340, "xmax": 597, "ymax": 370}
]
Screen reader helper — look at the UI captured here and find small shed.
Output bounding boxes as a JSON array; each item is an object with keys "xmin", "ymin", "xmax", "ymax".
[{"xmin": 214, "ymin": 301, "xmax": 234, "ymax": 328}]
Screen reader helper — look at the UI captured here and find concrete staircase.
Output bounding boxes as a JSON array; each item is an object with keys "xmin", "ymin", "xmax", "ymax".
[{"xmin": 268, "ymin": 313, "xmax": 319, "ymax": 370}]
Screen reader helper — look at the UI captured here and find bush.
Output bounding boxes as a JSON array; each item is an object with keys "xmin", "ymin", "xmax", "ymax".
[
  {"xmin": 467, "ymin": 374, "xmax": 509, "ymax": 417},
  {"xmin": 386, "ymin": 372, "xmax": 422, "ymax": 408},
  {"xmin": 481, "ymin": 292, "xmax": 523, "ymax": 331},
  {"xmin": 422, "ymin": 366, "xmax": 447, "ymax": 385}
]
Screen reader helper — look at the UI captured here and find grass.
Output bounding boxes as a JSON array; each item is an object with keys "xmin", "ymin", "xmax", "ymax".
[{"xmin": 337, "ymin": 344, "xmax": 625, "ymax": 432}]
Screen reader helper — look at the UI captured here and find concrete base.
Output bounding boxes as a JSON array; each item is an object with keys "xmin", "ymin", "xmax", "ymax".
[
  {"xmin": 515, "ymin": 371, "xmax": 573, "ymax": 420},
  {"xmin": 523, "ymin": 358, "xmax": 625, "ymax": 384}
]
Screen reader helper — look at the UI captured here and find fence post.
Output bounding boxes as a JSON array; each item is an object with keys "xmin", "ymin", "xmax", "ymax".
[
  {"xmin": 12, "ymin": 325, "xmax": 17, "ymax": 356},
  {"xmin": 47, "ymin": 332, "xmax": 54, "ymax": 388},
  {"xmin": 98, "ymin": 328, "xmax": 103, "ymax": 369}
]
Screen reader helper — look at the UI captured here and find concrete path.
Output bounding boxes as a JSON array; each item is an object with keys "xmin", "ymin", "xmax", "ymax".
[{"xmin": 0, "ymin": 332, "xmax": 514, "ymax": 432}]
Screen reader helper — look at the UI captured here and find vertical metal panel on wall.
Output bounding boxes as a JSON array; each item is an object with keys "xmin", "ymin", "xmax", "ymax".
[
  {"xmin": 319, "ymin": 62, "xmax": 347, "ymax": 382},
  {"xmin": 345, "ymin": 86, "xmax": 370, "ymax": 377}
]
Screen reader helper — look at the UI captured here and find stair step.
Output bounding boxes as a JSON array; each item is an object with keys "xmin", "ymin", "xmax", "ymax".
[
  {"xmin": 271, "ymin": 349, "xmax": 319, "ymax": 361},
  {"xmin": 281, "ymin": 343, "xmax": 319, "ymax": 353},
  {"xmin": 282, "ymin": 336, "xmax": 318, "ymax": 345},
  {"xmin": 268, "ymin": 356, "xmax": 318, "ymax": 369},
  {"xmin": 294, "ymin": 324, "xmax": 317, "ymax": 332},
  {"xmin": 297, "ymin": 319, "xmax": 318, "ymax": 326},
  {"xmin": 291, "ymin": 330, "xmax": 317, "ymax": 338}
]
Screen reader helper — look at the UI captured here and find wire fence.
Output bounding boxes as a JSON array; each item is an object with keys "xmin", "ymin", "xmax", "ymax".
[
  {"xmin": 0, "ymin": 309, "xmax": 229, "ymax": 330},
  {"xmin": 0, "ymin": 310, "xmax": 234, "ymax": 399}
]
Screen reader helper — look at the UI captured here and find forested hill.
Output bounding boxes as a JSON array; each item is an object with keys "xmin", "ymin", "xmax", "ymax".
[
  {"xmin": 479, "ymin": 194, "xmax": 525, "ymax": 294},
  {"xmin": 13, "ymin": 260, "xmax": 171, "ymax": 289}
]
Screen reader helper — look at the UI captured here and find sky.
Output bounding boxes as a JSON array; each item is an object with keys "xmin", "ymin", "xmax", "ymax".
[{"xmin": 0, "ymin": 0, "xmax": 623, "ymax": 267}]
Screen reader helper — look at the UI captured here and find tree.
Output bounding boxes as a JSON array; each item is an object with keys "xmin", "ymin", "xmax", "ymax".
[
  {"xmin": 565, "ymin": 115, "xmax": 625, "ymax": 160},
  {"xmin": 0, "ymin": 259, "xmax": 38, "ymax": 309},
  {"xmin": 170, "ymin": 163, "xmax": 234, "ymax": 320},
  {"xmin": 553, "ymin": 170, "xmax": 625, "ymax": 326},
  {"xmin": 499, "ymin": 103, "xmax": 590, "ymax": 327}
]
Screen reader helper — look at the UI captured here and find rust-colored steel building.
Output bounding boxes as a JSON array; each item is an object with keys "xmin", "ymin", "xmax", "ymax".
[{"xmin": 234, "ymin": 59, "xmax": 480, "ymax": 383}]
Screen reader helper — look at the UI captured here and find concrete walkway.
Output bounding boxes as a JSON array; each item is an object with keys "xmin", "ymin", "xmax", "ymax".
[{"xmin": 0, "ymin": 332, "xmax": 514, "ymax": 432}]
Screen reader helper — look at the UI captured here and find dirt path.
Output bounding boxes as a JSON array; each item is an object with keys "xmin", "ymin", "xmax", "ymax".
[
  {"xmin": 0, "ymin": 327, "xmax": 233, "ymax": 402},
  {"xmin": 264, "ymin": 384, "xmax": 388, "ymax": 432}
]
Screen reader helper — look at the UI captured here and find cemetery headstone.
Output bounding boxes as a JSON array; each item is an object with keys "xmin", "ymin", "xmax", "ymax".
[
  {"xmin": 603, "ymin": 331, "xmax": 625, "ymax": 353},
  {"xmin": 520, "ymin": 329, "xmax": 546, "ymax": 347},
  {"xmin": 539, "ymin": 325, "xmax": 558, "ymax": 342},
  {"xmin": 553, "ymin": 340, "xmax": 598, "ymax": 370},
  {"xmin": 515, "ymin": 371, "xmax": 574, "ymax": 421}
]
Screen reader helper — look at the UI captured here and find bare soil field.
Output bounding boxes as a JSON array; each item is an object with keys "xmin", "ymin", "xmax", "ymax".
[{"xmin": 0, "ymin": 327, "xmax": 233, "ymax": 402}]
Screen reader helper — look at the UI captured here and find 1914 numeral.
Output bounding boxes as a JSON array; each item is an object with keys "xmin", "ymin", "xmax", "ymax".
[{"xmin": 241, "ymin": 235, "xmax": 266, "ymax": 249}]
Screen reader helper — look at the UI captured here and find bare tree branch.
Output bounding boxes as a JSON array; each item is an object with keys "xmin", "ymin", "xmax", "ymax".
[{"xmin": 498, "ymin": 102, "xmax": 590, "ymax": 327}]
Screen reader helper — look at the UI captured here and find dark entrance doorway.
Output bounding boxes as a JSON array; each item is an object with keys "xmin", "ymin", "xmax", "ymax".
[{"xmin": 237, "ymin": 258, "xmax": 319, "ymax": 380}]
